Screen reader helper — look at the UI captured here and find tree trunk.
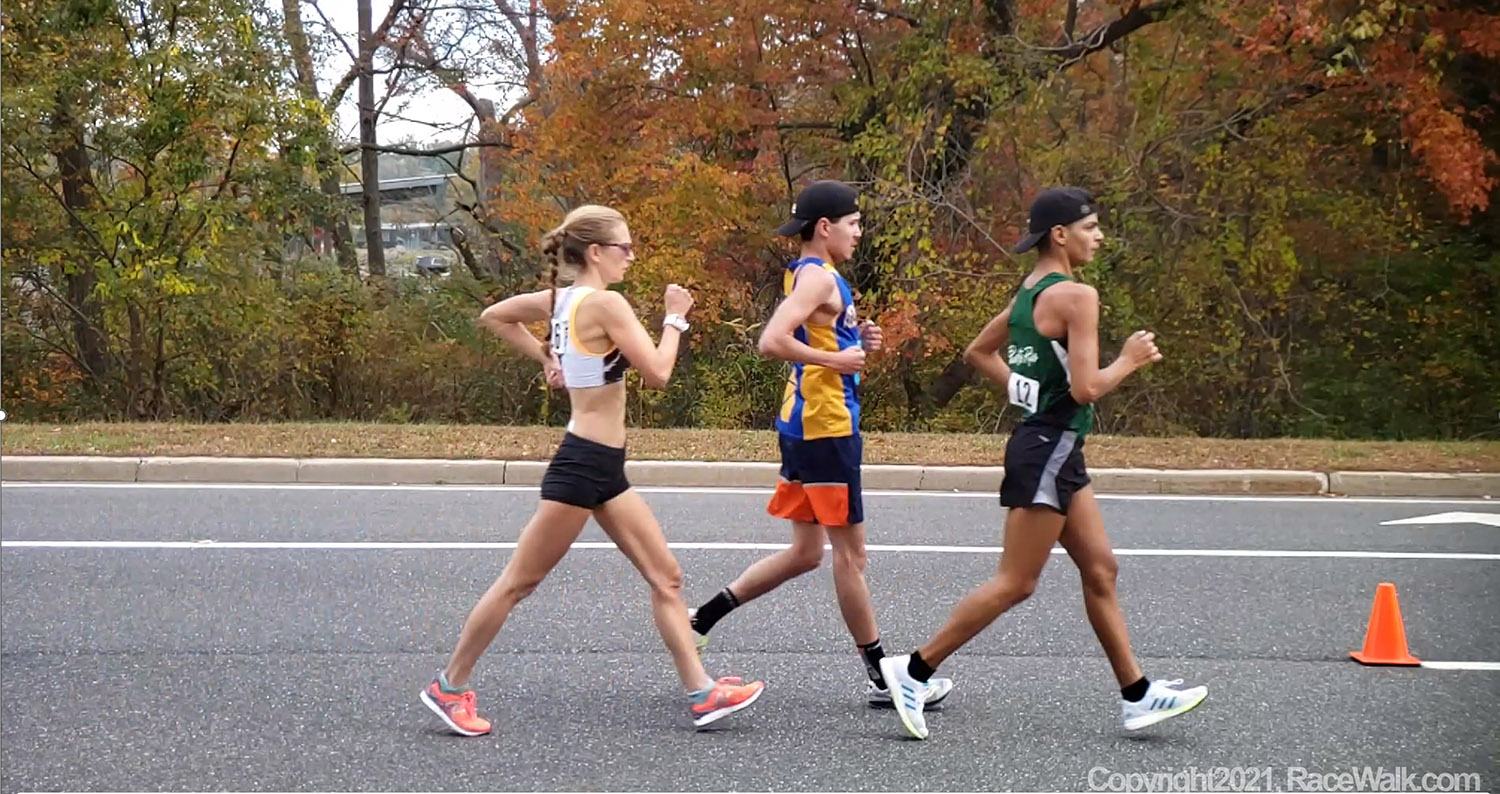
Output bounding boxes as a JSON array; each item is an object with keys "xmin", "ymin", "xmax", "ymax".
[
  {"xmin": 50, "ymin": 93, "xmax": 111, "ymax": 384},
  {"xmin": 923, "ymin": 355, "xmax": 975, "ymax": 412},
  {"xmin": 281, "ymin": 0, "xmax": 358, "ymax": 274},
  {"xmin": 320, "ymin": 165, "xmax": 358, "ymax": 273},
  {"xmin": 449, "ymin": 226, "xmax": 488, "ymax": 281},
  {"xmin": 358, "ymin": 0, "xmax": 385, "ymax": 277},
  {"xmin": 125, "ymin": 302, "xmax": 146, "ymax": 419},
  {"xmin": 151, "ymin": 303, "xmax": 167, "ymax": 419}
]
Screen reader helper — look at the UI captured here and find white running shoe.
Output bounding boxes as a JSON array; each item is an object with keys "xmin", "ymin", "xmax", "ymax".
[
  {"xmin": 866, "ymin": 676, "xmax": 953, "ymax": 707},
  {"xmin": 878, "ymin": 655, "xmax": 930, "ymax": 739},
  {"xmin": 1121, "ymin": 678, "xmax": 1208, "ymax": 730}
]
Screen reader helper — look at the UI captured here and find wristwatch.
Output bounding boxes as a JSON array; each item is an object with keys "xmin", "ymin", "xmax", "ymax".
[{"xmin": 663, "ymin": 313, "xmax": 690, "ymax": 332}]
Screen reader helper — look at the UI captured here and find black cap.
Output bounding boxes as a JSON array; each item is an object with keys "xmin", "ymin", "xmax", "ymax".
[
  {"xmin": 1013, "ymin": 186, "xmax": 1098, "ymax": 253},
  {"xmin": 776, "ymin": 180, "xmax": 860, "ymax": 236}
]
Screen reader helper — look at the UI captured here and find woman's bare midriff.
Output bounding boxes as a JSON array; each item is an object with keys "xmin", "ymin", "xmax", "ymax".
[{"xmin": 565, "ymin": 380, "xmax": 628, "ymax": 448}]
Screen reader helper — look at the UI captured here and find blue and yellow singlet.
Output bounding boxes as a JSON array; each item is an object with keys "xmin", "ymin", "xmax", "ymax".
[{"xmin": 774, "ymin": 257, "xmax": 862, "ymax": 440}]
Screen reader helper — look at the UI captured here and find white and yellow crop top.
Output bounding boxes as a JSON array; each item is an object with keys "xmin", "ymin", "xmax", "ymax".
[{"xmin": 549, "ymin": 286, "xmax": 630, "ymax": 388}]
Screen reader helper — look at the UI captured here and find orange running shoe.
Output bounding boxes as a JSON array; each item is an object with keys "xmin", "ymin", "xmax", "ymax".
[
  {"xmin": 689, "ymin": 676, "xmax": 765, "ymax": 728},
  {"xmin": 420, "ymin": 678, "xmax": 492, "ymax": 736}
]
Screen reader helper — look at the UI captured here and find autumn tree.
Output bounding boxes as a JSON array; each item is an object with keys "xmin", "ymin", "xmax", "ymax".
[
  {"xmin": 1, "ymin": 0, "xmax": 326, "ymax": 416},
  {"xmin": 3, "ymin": 0, "xmax": 1493, "ymax": 438},
  {"xmin": 491, "ymin": 0, "xmax": 1498, "ymax": 435}
]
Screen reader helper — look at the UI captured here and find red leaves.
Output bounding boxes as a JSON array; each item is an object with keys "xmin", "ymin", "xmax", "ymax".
[
  {"xmin": 1362, "ymin": 20, "xmax": 1499, "ymax": 220},
  {"xmin": 1434, "ymin": 11, "xmax": 1500, "ymax": 60},
  {"xmin": 1229, "ymin": 2, "xmax": 1499, "ymax": 220},
  {"xmin": 1403, "ymin": 101, "xmax": 1498, "ymax": 219}
]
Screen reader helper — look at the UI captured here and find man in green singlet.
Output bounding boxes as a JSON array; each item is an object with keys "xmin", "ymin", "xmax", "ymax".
[{"xmin": 878, "ymin": 187, "xmax": 1210, "ymax": 740}]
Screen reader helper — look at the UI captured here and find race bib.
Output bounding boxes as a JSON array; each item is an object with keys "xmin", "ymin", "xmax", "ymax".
[
  {"xmin": 1008, "ymin": 371, "xmax": 1040, "ymax": 413},
  {"xmin": 549, "ymin": 318, "xmax": 568, "ymax": 355}
]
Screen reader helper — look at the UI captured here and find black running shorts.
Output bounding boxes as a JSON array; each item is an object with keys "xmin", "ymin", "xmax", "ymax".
[
  {"xmin": 539, "ymin": 432, "xmax": 631, "ymax": 509},
  {"xmin": 999, "ymin": 423, "xmax": 1091, "ymax": 515}
]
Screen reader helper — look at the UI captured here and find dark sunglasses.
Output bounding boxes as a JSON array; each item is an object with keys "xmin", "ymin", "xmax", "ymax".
[{"xmin": 597, "ymin": 242, "xmax": 634, "ymax": 256}]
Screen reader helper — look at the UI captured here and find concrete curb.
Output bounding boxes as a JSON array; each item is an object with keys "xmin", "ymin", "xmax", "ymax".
[
  {"xmin": 625, "ymin": 460, "xmax": 779, "ymax": 487},
  {"xmin": 1327, "ymin": 471, "xmax": 1499, "ymax": 499},
  {"xmin": 137, "ymin": 456, "xmax": 299, "ymax": 483},
  {"xmin": 296, "ymin": 458, "xmax": 508, "ymax": 485},
  {"xmin": 1, "ymin": 455, "xmax": 1494, "ymax": 498},
  {"xmin": 1089, "ymin": 468, "xmax": 1329, "ymax": 495},
  {"xmin": 1, "ymin": 456, "xmax": 141, "ymax": 482}
]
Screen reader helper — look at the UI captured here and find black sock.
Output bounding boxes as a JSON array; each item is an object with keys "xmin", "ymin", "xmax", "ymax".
[
  {"xmin": 858, "ymin": 639, "xmax": 887, "ymax": 688},
  {"xmin": 1121, "ymin": 676, "xmax": 1150, "ymax": 702},
  {"xmin": 907, "ymin": 650, "xmax": 936, "ymax": 683},
  {"xmin": 691, "ymin": 588, "xmax": 739, "ymax": 635}
]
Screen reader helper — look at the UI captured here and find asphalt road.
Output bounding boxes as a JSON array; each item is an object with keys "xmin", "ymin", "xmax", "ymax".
[{"xmin": 3, "ymin": 483, "xmax": 1497, "ymax": 792}]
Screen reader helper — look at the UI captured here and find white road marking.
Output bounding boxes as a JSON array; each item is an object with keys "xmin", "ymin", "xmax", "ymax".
[
  {"xmin": 3, "ymin": 537, "xmax": 1495, "ymax": 673},
  {"xmin": 1418, "ymin": 661, "xmax": 1500, "ymax": 671},
  {"xmin": 1380, "ymin": 511, "xmax": 1500, "ymax": 527}
]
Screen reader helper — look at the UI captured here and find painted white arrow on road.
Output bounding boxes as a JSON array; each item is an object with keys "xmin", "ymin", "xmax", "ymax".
[{"xmin": 1381, "ymin": 511, "xmax": 1500, "ymax": 527}]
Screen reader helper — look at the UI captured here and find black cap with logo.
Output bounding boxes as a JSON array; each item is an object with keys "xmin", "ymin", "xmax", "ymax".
[
  {"xmin": 776, "ymin": 180, "xmax": 861, "ymax": 236},
  {"xmin": 1013, "ymin": 187, "xmax": 1099, "ymax": 253}
]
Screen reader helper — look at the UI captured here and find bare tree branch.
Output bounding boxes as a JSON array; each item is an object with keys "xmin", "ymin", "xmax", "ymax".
[
  {"xmin": 400, "ymin": 43, "xmax": 497, "ymax": 121},
  {"xmin": 13, "ymin": 268, "xmax": 118, "ymax": 378},
  {"xmin": 489, "ymin": 0, "xmax": 543, "ymax": 126},
  {"xmin": 492, "ymin": 0, "xmax": 532, "ymax": 43},
  {"xmin": 1224, "ymin": 268, "xmax": 1327, "ymax": 420},
  {"xmin": 323, "ymin": 0, "xmax": 414, "ymax": 112},
  {"xmin": 1050, "ymin": 0, "xmax": 1191, "ymax": 69},
  {"xmin": 308, "ymin": 0, "xmax": 359, "ymax": 65},
  {"xmin": 3, "ymin": 144, "xmax": 116, "ymax": 266}
]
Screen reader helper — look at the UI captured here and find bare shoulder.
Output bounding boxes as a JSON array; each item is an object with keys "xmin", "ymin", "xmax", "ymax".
[
  {"xmin": 1056, "ymin": 281, "xmax": 1097, "ymax": 299},
  {"xmin": 480, "ymin": 288, "xmax": 554, "ymax": 323},
  {"xmin": 576, "ymin": 288, "xmax": 634, "ymax": 323},
  {"xmin": 587, "ymin": 288, "xmax": 631, "ymax": 309},
  {"xmin": 1052, "ymin": 281, "xmax": 1098, "ymax": 310},
  {"xmin": 792, "ymin": 263, "xmax": 835, "ymax": 290},
  {"xmin": 498, "ymin": 288, "xmax": 555, "ymax": 307}
]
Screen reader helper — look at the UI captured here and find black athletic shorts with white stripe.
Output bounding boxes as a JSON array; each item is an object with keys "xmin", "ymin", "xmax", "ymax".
[{"xmin": 999, "ymin": 422, "xmax": 1092, "ymax": 515}]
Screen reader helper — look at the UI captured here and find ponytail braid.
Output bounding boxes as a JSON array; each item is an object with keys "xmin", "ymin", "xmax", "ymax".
[{"xmin": 539, "ymin": 230, "xmax": 565, "ymax": 359}]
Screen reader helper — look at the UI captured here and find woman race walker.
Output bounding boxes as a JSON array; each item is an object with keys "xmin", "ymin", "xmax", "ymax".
[
  {"xmin": 879, "ymin": 187, "xmax": 1208, "ymax": 740},
  {"xmin": 420, "ymin": 205, "xmax": 766, "ymax": 735}
]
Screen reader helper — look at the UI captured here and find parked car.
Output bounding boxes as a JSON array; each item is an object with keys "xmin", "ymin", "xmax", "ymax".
[{"xmin": 413, "ymin": 255, "xmax": 451, "ymax": 277}]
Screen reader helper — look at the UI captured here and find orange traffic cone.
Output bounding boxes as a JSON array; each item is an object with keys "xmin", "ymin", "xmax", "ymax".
[{"xmin": 1350, "ymin": 582, "xmax": 1421, "ymax": 666}]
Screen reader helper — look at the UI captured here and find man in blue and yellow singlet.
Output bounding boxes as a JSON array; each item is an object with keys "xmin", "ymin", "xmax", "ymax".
[{"xmin": 688, "ymin": 181, "xmax": 954, "ymax": 708}]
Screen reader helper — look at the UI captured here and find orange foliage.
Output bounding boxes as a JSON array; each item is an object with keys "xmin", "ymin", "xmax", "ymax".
[{"xmin": 485, "ymin": 0, "xmax": 882, "ymax": 323}]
